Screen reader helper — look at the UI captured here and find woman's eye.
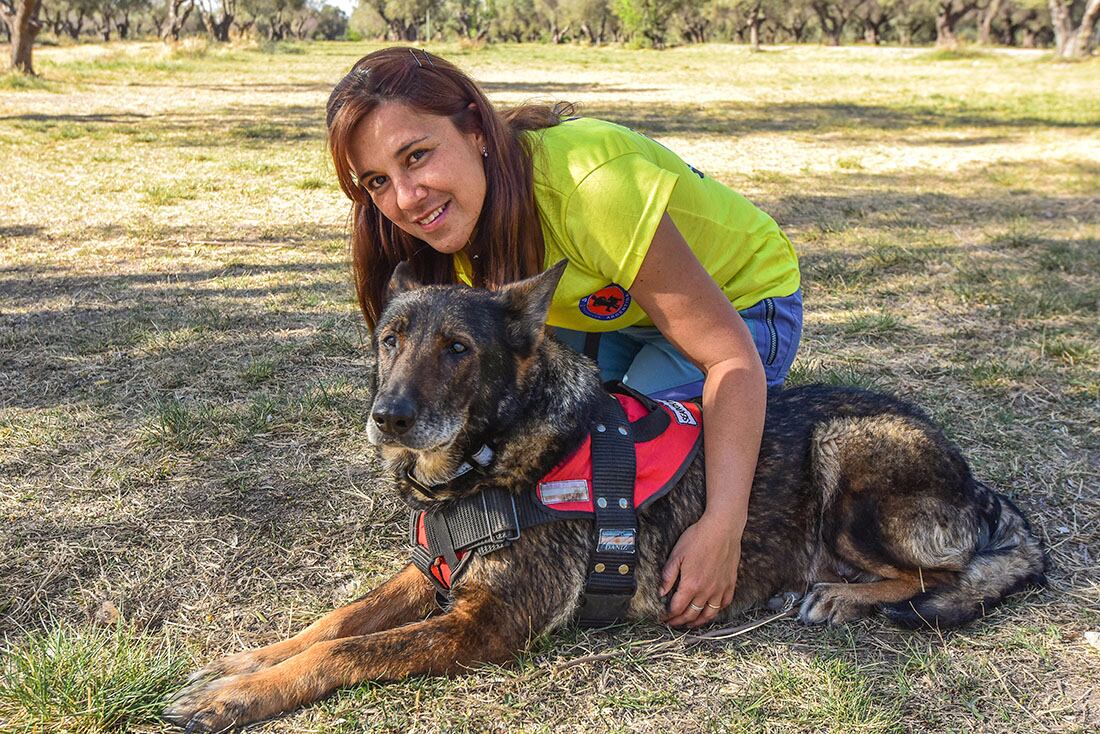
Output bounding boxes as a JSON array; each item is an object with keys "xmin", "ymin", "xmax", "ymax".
[
  {"xmin": 449, "ymin": 342, "xmax": 467, "ymax": 354},
  {"xmin": 382, "ymin": 334, "xmax": 397, "ymax": 349},
  {"xmin": 367, "ymin": 175, "xmax": 387, "ymax": 190},
  {"xmin": 409, "ymin": 149, "xmax": 428, "ymax": 164}
]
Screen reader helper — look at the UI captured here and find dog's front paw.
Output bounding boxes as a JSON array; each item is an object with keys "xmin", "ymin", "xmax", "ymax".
[
  {"xmin": 163, "ymin": 674, "xmax": 277, "ymax": 732},
  {"xmin": 798, "ymin": 583, "xmax": 870, "ymax": 625},
  {"xmin": 183, "ymin": 648, "xmax": 277, "ymax": 687}
]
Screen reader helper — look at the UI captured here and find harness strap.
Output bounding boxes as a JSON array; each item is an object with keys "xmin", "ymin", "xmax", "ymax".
[
  {"xmin": 578, "ymin": 390, "xmax": 638, "ymax": 627},
  {"xmin": 409, "ymin": 486, "xmax": 522, "ymax": 598}
]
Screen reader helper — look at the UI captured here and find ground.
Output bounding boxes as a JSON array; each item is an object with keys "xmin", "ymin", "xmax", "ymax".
[{"xmin": 0, "ymin": 40, "xmax": 1098, "ymax": 733}]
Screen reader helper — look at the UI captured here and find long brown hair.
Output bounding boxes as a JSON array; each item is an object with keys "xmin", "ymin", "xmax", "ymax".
[{"xmin": 326, "ymin": 47, "xmax": 567, "ymax": 329}]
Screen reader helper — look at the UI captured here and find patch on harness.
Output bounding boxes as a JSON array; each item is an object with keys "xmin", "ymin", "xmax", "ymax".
[
  {"xmin": 597, "ymin": 528, "xmax": 636, "ymax": 554},
  {"xmin": 539, "ymin": 479, "xmax": 590, "ymax": 505},
  {"xmin": 658, "ymin": 399, "xmax": 697, "ymax": 426}
]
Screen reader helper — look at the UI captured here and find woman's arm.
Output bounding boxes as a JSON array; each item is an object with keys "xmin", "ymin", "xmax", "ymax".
[{"xmin": 627, "ymin": 213, "xmax": 767, "ymax": 628}]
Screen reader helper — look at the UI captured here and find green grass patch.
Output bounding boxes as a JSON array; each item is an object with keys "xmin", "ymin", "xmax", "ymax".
[
  {"xmin": 141, "ymin": 182, "xmax": 202, "ymax": 205},
  {"xmin": 297, "ymin": 176, "xmax": 331, "ymax": 190},
  {"xmin": 234, "ymin": 123, "xmax": 288, "ymax": 140},
  {"xmin": 0, "ymin": 72, "xmax": 55, "ymax": 91},
  {"xmin": 240, "ymin": 358, "xmax": 277, "ymax": 385},
  {"xmin": 726, "ymin": 658, "xmax": 903, "ymax": 732},
  {"xmin": 0, "ymin": 622, "xmax": 189, "ymax": 734},
  {"xmin": 840, "ymin": 310, "xmax": 909, "ymax": 337}
]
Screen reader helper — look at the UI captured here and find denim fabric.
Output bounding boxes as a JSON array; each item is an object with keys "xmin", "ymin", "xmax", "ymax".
[{"xmin": 555, "ymin": 289, "xmax": 803, "ymax": 399}]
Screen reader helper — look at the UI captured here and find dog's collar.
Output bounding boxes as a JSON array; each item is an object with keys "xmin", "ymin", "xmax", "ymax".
[{"xmin": 406, "ymin": 444, "xmax": 494, "ymax": 495}]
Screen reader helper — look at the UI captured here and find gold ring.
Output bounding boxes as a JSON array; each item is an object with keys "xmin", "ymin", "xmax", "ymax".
[
  {"xmin": 707, "ymin": 602, "xmax": 721, "ymax": 610},
  {"xmin": 689, "ymin": 602, "xmax": 704, "ymax": 612}
]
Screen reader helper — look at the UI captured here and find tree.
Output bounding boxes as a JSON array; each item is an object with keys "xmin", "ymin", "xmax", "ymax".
[
  {"xmin": 735, "ymin": 0, "xmax": 766, "ymax": 49},
  {"xmin": 161, "ymin": 0, "xmax": 196, "ymax": 39},
  {"xmin": 492, "ymin": 0, "xmax": 538, "ymax": 41},
  {"xmin": 453, "ymin": 0, "xmax": 493, "ymax": 40},
  {"xmin": 1049, "ymin": 0, "xmax": 1100, "ymax": 56},
  {"xmin": 561, "ymin": 0, "xmax": 615, "ymax": 42},
  {"xmin": 935, "ymin": 0, "xmax": 981, "ymax": 47},
  {"xmin": 613, "ymin": 0, "xmax": 684, "ymax": 47},
  {"xmin": 978, "ymin": 0, "xmax": 1006, "ymax": 41},
  {"xmin": 314, "ymin": 3, "xmax": 348, "ymax": 37},
  {"xmin": 1, "ymin": 0, "xmax": 42, "ymax": 74},
  {"xmin": 811, "ymin": 0, "xmax": 864, "ymax": 45},
  {"xmin": 774, "ymin": 2, "xmax": 813, "ymax": 41},
  {"xmin": 197, "ymin": 0, "xmax": 237, "ymax": 40},
  {"xmin": 856, "ymin": 0, "xmax": 895, "ymax": 43}
]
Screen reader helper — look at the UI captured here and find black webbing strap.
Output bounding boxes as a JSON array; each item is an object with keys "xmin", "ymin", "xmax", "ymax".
[
  {"xmin": 577, "ymin": 390, "xmax": 638, "ymax": 627},
  {"xmin": 410, "ymin": 486, "xmax": 521, "ymax": 598}
]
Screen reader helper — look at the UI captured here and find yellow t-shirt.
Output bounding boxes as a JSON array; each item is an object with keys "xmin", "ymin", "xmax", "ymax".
[{"xmin": 459, "ymin": 117, "xmax": 800, "ymax": 331}]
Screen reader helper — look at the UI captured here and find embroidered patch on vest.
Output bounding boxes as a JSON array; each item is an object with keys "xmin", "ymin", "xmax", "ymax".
[
  {"xmin": 597, "ymin": 528, "xmax": 636, "ymax": 554},
  {"xmin": 539, "ymin": 479, "xmax": 590, "ymax": 505},
  {"xmin": 579, "ymin": 284, "xmax": 630, "ymax": 320},
  {"xmin": 658, "ymin": 399, "xmax": 698, "ymax": 426}
]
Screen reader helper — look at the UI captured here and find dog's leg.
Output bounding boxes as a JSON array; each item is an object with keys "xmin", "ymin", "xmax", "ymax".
[
  {"xmin": 799, "ymin": 573, "xmax": 933, "ymax": 625},
  {"xmin": 184, "ymin": 564, "xmax": 437, "ymax": 683},
  {"xmin": 165, "ymin": 584, "xmax": 528, "ymax": 732}
]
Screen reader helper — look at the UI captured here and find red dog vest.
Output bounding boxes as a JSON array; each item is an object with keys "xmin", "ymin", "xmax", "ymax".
[{"xmin": 413, "ymin": 392, "xmax": 702, "ymax": 592}]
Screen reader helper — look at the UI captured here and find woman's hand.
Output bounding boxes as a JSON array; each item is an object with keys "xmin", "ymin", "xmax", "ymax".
[{"xmin": 659, "ymin": 512, "xmax": 742, "ymax": 628}]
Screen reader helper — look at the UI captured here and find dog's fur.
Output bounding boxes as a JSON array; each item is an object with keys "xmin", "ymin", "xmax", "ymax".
[{"xmin": 166, "ymin": 263, "xmax": 1046, "ymax": 731}]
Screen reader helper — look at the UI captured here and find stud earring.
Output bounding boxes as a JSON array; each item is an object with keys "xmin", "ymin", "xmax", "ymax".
[{"xmin": 482, "ymin": 146, "xmax": 488, "ymax": 158}]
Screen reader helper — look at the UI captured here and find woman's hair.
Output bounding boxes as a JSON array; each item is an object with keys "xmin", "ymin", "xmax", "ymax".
[{"xmin": 326, "ymin": 47, "xmax": 569, "ymax": 329}]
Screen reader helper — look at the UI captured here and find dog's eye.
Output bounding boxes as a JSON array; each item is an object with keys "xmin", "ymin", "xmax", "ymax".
[
  {"xmin": 449, "ymin": 342, "xmax": 468, "ymax": 354},
  {"xmin": 381, "ymin": 334, "xmax": 397, "ymax": 349}
]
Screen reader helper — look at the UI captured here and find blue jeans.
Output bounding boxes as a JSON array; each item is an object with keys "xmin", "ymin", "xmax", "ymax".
[{"xmin": 555, "ymin": 289, "xmax": 803, "ymax": 400}]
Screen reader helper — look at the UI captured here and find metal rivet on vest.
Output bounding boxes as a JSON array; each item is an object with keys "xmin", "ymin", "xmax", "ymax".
[
  {"xmin": 617, "ymin": 426, "xmax": 628, "ymax": 436},
  {"xmin": 618, "ymin": 564, "xmax": 630, "ymax": 575},
  {"xmin": 595, "ymin": 563, "xmax": 606, "ymax": 573},
  {"xmin": 596, "ymin": 497, "xmax": 607, "ymax": 508},
  {"xmin": 618, "ymin": 498, "xmax": 629, "ymax": 509},
  {"xmin": 596, "ymin": 424, "xmax": 606, "ymax": 433}
]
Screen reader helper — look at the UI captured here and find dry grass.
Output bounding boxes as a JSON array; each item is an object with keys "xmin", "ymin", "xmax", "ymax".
[{"xmin": 1, "ymin": 41, "xmax": 1098, "ymax": 733}]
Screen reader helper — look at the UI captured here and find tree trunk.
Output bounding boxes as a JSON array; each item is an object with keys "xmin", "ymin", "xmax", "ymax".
[
  {"xmin": 1050, "ymin": 0, "xmax": 1100, "ymax": 58},
  {"xmin": 203, "ymin": 10, "xmax": 233, "ymax": 41},
  {"xmin": 3, "ymin": 0, "xmax": 42, "ymax": 74},
  {"xmin": 162, "ymin": 0, "xmax": 194, "ymax": 42},
  {"xmin": 936, "ymin": 1, "xmax": 976, "ymax": 48},
  {"xmin": 979, "ymin": 0, "xmax": 1005, "ymax": 44}
]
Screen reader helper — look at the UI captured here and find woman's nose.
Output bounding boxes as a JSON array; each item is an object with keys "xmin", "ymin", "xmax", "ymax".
[{"xmin": 395, "ymin": 175, "xmax": 427, "ymax": 212}]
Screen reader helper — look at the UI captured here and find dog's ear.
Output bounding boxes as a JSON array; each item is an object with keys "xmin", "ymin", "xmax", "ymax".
[
  {"xmin": 499, "ymin": 260, "xmax": 568, "ymax": 349},
  {"xmin": 386, "ymin": 261, "xmax": 421, "ymax": 303}
]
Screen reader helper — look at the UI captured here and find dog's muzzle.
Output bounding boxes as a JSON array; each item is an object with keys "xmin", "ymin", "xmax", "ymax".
[{"xmin": 371, "ymin": 395, "xmax": 417, "ymax": 437}]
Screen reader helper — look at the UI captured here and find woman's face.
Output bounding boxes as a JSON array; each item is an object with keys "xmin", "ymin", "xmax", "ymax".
[{"xmin": 348, "ymin": 102, "xmax": 487, "ymax": 255}]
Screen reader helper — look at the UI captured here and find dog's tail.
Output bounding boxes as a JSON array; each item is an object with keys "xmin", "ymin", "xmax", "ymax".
[{"xmin": 881, "ymin": 484, "xmax": 1047, "ymax": 629}]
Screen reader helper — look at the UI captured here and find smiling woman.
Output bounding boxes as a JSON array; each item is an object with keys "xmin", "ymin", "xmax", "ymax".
[{"xmin": 325, "ymin": 47, "xmax": 803, "ymax": 629}]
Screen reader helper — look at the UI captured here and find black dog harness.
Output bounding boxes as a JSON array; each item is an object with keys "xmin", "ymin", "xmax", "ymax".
[{"xmin": 408, "ymin": 385, "xmax": 702, "ymax": 627}]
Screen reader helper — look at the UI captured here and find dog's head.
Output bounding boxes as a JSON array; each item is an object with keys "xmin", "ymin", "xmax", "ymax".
[{"xmin": 368, "ymin": 260, "xmax": 568, "ymax": 503}]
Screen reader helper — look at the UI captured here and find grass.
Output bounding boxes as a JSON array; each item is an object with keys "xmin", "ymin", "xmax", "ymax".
[
  {"xmin": 1, "ymin": 40, "xmax": 1098, "ymax": 733},
  {"xmin": 0, "ymin": 622, "xmax": 189, "ymax": 733}
]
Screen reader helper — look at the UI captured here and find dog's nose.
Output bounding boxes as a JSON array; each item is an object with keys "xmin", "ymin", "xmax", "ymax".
[{"xmin": 372, "ymin": 400, "xmax": 417, "ymax": 436}]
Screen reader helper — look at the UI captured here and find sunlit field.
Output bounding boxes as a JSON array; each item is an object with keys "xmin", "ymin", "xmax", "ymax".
[{"xmin": 1, "ymin": 40, "xmax": 1098, "ymax": 732}]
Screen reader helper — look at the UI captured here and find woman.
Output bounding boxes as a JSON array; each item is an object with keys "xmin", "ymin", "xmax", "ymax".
[{"xmin": 326, "ymin": 48, "xmax": 802, "ymax": 629}]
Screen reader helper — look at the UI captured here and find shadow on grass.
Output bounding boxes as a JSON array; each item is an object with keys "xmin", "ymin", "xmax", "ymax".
[
  {"xmin": 7, "ymin": 96, "xmax": 1099, "ymax": 150},
  {"xmin": 574, "ymin": 100, "xmax": 1100, "ymax": 136}
]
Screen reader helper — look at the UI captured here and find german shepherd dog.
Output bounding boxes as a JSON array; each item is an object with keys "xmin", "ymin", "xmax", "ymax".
[{"xmin": 165, "ymin": 263, "xmax": 1046, "ymax": 731}]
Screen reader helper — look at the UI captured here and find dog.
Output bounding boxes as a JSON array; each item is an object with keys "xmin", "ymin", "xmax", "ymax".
[{"xmin": 165, "ymin": 262, "xmax": 1046, "ymax": 731}]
